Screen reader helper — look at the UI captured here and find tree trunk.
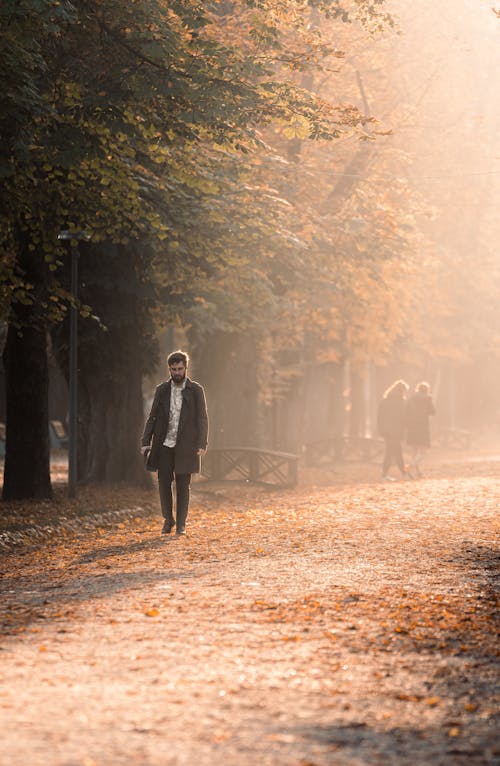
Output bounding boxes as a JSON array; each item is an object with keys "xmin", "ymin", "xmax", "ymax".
[
  {"xmin": 52, "ymin": 342, "xmax": 150, "ymax": 486},
  {"xmin": 191, "ymin": 331, "xmax": 259, "ymax": 447},
  {"xmin": 328, "ymin": 360, "xmax": 347, "ymax": 459},
  {"xmin": 50, "ymin": 241, "xmax": 156, "ymax": 486},
  {"xmin": 85, "ymin": 363, "xmax": 148, "ymax": 484},
  {"xmin": 2, "ymin": 225, "xmax": 52, "ymax": 501},
  {"xmin": 2, "ymin": 322, "xmax": 52, "ymax": 500},
  {"xmin": 349, "ymin": 368, "xmax": 365, "ymax": 438}
]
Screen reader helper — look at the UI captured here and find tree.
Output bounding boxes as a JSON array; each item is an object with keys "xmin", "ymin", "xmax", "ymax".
[
  {"xmin": 1, "ymin": 0, "xmax": 385, "ymax": 497},
  {"xmin": 180, "ymin": 2, "xmax": 424, "ymax": 448}
]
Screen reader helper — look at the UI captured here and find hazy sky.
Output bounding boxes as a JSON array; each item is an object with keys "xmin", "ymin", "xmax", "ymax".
[
  {"xmin": 372, "ymin": 0, "xmax": 498, "ymax": 264},
  {"xmin": 389, "ymin": 0, "xmax": 499, "ymax": 185}
]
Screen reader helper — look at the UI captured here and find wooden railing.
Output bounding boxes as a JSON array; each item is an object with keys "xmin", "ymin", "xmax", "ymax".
[
  {"xmin": 305, "ymin": 436, "xmax": 385, "ymax": 466},
  {"xmin": 435, "ymin": 428, "xmax": 471, "ymax": 449},
  {"xmin": 201, "ymin": 447, "xmax": 298, "ymax": 488}
]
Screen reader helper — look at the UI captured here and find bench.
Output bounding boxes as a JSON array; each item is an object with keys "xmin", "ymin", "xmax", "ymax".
[
  {"xmin": 201, "ymin": 447, "xmax": 298, "ymax": 488},
  {"xmin": 49, "ymin": 420, "xmax": 69, "ymax": 449},
  {"xmin": 0, "ymin": 421, "xmax": 68, "ymax": 455}
]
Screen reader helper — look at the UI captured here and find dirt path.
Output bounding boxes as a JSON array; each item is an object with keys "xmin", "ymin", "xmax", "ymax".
[{"xmin": 0, "ymin": 458, "xmax": 498, "ymax": 766}]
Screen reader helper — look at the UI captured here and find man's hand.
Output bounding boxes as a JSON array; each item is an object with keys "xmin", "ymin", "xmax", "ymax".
[
  {"xmin": 141, "ymin": 445, "xmax": 149, "ymax": 455},
  {"xmin": 197, "ymin": 448, "xmax": 207, "ymax": 457}
]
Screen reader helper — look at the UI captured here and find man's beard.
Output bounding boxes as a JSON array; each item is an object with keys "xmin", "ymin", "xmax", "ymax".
[{"xmin": 172, "ymin": 373, "xmax": 186, "ymax": 384}]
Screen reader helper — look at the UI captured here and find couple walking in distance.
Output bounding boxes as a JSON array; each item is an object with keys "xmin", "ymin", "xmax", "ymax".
[
  {"xmin": 141, "ymin": 350, "xmax": 208, "ymax": 535},
  {"xmin": 377, "ymin": 379, "xmax": 436, "ymax": 481}
]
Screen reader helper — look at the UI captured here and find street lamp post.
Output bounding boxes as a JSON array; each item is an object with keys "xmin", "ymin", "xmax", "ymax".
[{"xmin": 58, "ymin": 230, "xmax": 90, "ymax": 498}]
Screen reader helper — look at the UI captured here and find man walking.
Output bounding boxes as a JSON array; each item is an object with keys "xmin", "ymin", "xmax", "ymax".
[{"xmin": 141, "ymin": 350, "xmax": 208, "ymax": 535}]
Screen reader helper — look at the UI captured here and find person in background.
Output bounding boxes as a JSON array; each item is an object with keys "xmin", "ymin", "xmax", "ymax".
[
  {"xmin": 406, "ymin": 381, "xmax": 436, "ymax": 478},
  {"xmin": 377, "ymin": 379, "xmax": 411, "ymax": 481},
  {"xmin": 141, "ymin": 350, "xmax": 208, "ymax": 536}
]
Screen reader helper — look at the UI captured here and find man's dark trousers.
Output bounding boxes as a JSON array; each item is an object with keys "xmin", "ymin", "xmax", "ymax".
[{"xmin": 158, "ymin": 446, "xmax": 191, "ymax": 530}]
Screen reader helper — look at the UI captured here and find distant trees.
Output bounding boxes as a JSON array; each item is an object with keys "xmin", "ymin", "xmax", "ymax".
[{"xmin": 182, "ymin": 3, "xmax": 424, "ymax": 447}]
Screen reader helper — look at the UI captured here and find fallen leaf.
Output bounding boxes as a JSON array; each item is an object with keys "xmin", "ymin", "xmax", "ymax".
[{"xmin": 424, "ymin": 696, "xmax": 441, "ymax": 706}]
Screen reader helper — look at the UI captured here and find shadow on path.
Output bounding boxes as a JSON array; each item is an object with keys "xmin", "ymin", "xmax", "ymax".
[
  {"xmin": 76, "ymin": 537, "xmax": 168, "ymax": 563},
  {"xmin": 0, "ymin": 537, "xmax": 198, "ymax": 636},
  {"xmin": 292, "ymin": 718, "xmax": 496, "ymax": 765}
]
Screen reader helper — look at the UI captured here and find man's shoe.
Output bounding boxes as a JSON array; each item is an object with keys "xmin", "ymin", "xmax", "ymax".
[
  {"xmin": 162, "ymin": 520, "xmax": 174, "ymax": 535},
  {"xmin": 176, "ymin": 528, "xmax": 186, "ymax": 536}
]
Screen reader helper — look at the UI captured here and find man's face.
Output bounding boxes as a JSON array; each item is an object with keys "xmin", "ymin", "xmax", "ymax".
[{"xmin": 169, "ymin": 361, "xmax": 187, "ymax": 385}]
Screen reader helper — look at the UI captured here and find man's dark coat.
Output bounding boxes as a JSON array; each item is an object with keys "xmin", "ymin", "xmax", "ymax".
[{"xmin": 141, "ymin": 378, "xmax": 208, "ymax": 473}]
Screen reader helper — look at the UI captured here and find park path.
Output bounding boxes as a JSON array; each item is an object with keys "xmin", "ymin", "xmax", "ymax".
[{"xmin": 0, "ymin": 456, "xmax": 498, "ymax": 766}]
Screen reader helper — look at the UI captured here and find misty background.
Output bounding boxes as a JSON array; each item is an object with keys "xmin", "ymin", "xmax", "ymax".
[{"xmin": 1, "ymin": 0, "xmax": 498, "ymax": 493}]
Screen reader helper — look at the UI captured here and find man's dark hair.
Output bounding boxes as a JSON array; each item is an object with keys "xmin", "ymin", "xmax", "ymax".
[{"xmin": 168, "ymin": 349, "xmax": 189, "ymax": 367}]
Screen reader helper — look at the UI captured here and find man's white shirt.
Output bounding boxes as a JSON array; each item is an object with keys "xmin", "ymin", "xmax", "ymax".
[{"xmin": 163, "ymin": 379, "xmax": 186, "ymax": 447}]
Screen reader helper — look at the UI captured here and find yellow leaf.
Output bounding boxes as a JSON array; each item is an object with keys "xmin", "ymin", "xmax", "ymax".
[
  {"xmin": 145, "ymin": 608, "xmax": 159, "ymax": 617},
  {"xmin": 281, "ymin": 115, "xmax": 311, "ymax": 140},
  {"xmin": 448, "ymin": 727, "xmax": 460, "ymax": 737},
  {"xmin": 464, "ymin": 702, "xmax": 478, "ymax": 712},
  {"xmin": 424, "ymin": 697, "xmax": 441, "ymax": 707}
]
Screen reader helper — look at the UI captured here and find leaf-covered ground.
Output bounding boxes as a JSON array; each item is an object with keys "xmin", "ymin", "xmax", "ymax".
[{"xmin": 0, "ymin": 450, "xmax": 498, "ymax": 766}]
